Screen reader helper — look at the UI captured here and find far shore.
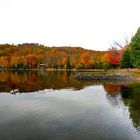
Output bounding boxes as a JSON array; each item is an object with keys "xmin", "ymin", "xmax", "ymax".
[{"xmin": 0, "ymin": 68, "xmax": 140, "ymax": 72}]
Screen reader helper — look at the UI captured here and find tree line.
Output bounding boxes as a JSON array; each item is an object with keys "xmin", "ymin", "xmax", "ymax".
[
  {"xmin": 0, "ymin": 27, "xmax": 140, "ymax": 70},
  {"xmin": 0, "ymin": 43, "xmax": 123, "ymax": 70}
]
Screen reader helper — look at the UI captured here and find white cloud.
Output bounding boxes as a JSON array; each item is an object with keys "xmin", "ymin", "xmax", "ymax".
[{"xmin": 0, "ymin": 0, "xmax": 140, "ymax": 50}]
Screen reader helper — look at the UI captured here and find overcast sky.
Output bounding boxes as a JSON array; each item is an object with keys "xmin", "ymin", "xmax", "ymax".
[{"xmin": 0, "ymin": 0, "xmax": 140, "ymax": 50}]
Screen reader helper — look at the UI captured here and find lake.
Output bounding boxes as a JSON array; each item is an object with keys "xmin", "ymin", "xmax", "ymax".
[{"xmin": 0, "ymin": 70, "xmax": 140, "ymax": 140}]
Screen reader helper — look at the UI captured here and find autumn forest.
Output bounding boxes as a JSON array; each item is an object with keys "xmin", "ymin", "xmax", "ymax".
[{"xmin": 0, "ymin": 27, "xmax": 140, "ymax": 70}]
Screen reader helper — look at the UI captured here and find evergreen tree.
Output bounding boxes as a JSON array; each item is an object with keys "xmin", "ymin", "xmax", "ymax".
[
  {"xmin": 120, "ymin": 48, "xmax": 132, "ymax": 68},
  {"xmin": 130, "ymin": 27, "xmax": 140, "ymax": 68},
  {"xmin": 66, "ymin": 57, "xmax": 71, "ymax": 69}
]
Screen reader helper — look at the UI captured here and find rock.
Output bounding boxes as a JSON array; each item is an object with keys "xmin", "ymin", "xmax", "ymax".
[{"xmin": 74, "ymin": 73, "xmax": 133, "ymax": 81}]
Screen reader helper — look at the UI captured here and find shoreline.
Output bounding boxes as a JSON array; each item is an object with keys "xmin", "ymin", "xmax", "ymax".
[
  {"xmin": 0, "ymin": 68, "xmax": 139, "ymax": 71},
  {"xmin": 0, "ymin": 68, "xmax": 140, "ymax": 81},
  {"xmin": 73, "ymin": 73, "xmax": 135, "ymax": 81}
]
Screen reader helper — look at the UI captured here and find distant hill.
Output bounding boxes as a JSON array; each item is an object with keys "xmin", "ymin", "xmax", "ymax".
[{"xmin": 0, "ymin": 43, "xmax": 120, "ymax": 69}]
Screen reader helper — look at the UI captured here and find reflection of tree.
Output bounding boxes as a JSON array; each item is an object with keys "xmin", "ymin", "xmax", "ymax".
[
  {"xmin": 120, "ymin": 84, "xmax": 140, "ymax": 130},
  {"xmin": 66, "ymin": 70, "xmax": 71, "ymax": 80},
  {"xmin": 0, "ymin": 71, "xmax": 93, "ymax": 93},
  {"xmin": 104, "ymin": 82, "xmax": 140, "ymax": 131},
  {"xmin": 104, "ymin": 83, "xmax": 124, "ymax": 107},
  {"xmin": 104, "ymin": 83, "xmax": 121, "ymax": 95},
  {"xmin": 1, "ymin": 70, "xmax": 140, "ymax": 131},
  {"xmin": 106, "ymin": 94, "xmax": 122, "ymax": 107}
]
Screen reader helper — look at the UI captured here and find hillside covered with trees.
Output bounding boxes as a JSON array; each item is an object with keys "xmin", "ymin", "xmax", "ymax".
[
  {"xmin": 0, "ymin": 27, "xmax": 140, "ymax": 70},
  {"xmin": 0, "ymin": 43, "xmax": 124, "ymax": 70}
]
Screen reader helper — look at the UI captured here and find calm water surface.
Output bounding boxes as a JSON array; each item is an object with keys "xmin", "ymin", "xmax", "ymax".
[{"xmin": 0, "ymin": 71, "xmax": 140, "ymax": 140}]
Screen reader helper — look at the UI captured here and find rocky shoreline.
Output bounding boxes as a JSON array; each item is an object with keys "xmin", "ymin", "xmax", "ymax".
[{"xmin": 74, "ymin": 73, "xmax": 134, "ymax": 81}]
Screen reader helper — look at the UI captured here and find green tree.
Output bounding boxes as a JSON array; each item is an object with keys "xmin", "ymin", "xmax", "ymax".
[
  {"xmin": 130, "ymin": 27, "xmax": 140, "ymax": 68},
  {"xmin": 66, "ymin": 57, "xmax": 71, "ymax": 69},
  {"xmin": 120, "ymin": 48, "xmax": 132, "ymax": 68}
]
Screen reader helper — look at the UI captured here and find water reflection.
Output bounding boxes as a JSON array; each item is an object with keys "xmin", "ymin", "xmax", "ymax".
[
  {"xmin": 0, "ymin": 86, "xmax": 139, "ymax": 140},
  {"xmin": 120, "ymin": 83, "xmax": 140, "ymax": 131},
  {"xmin": 0, "ymin": 71, "xmax": 140, "ymax": 139},
  {"xmin": 0, "ymin": 70, "xmax": 88, "ymax": 92},
  {"xmin": 104, "ymin": 82, "xmax": 140, "ymax": 132},
  {"xmin": 104, "ymin": 83, "xmax": 121, "ymax": 95}
]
